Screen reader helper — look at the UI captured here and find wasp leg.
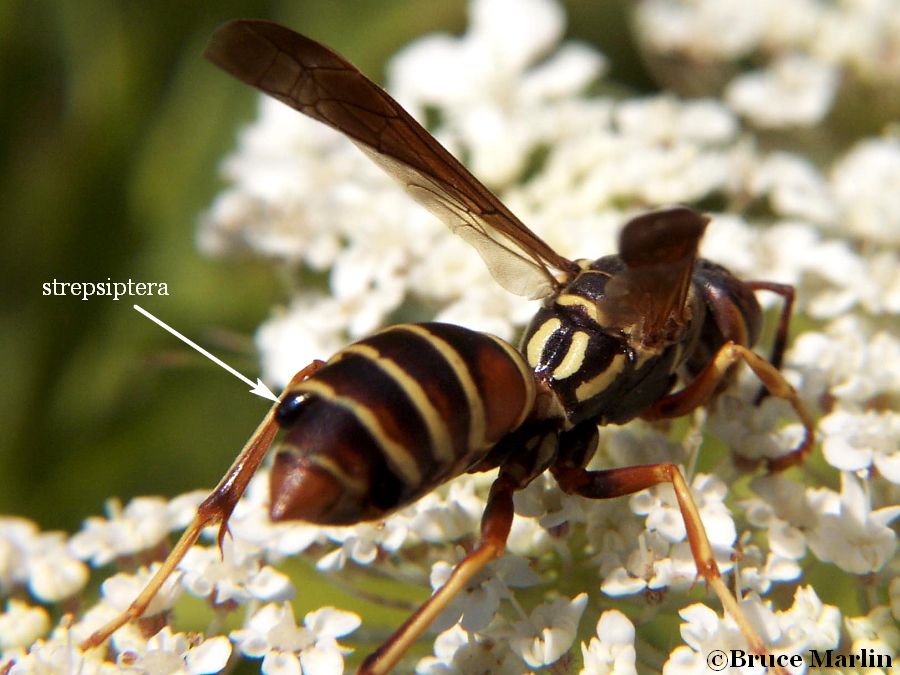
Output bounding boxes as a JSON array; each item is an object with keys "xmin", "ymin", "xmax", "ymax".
[
  {"xmin": 358, "ymin": 470, "xmax": 522, "ymax": 675},
  {"xmin": 551, "ymin": 458, "xmax": 779, "ymax": 669},
  {"xmin": 643, "ymin": 342, "xmax": 814, "ymax": 471},
  {"xmin": 746, "ymin": 281, "xmax": 795, "ymax": 402},
  {"xmin": 78, "ymin": 361, "xmax": 324, "ymax": 652}
]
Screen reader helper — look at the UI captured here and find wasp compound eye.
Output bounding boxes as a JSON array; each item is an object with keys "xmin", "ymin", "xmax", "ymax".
[{"xmin": 274, "ymin": 392, "xmax": 310, "ymax": 427}]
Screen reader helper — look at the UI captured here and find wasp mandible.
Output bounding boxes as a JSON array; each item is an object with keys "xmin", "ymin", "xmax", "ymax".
[{"xmin": 81, "ymin": 20, "xmax": 816, "ymax": 674}]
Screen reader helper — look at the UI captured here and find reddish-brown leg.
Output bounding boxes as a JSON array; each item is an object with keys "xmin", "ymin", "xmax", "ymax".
[
  {"xmin": 78, "ymin": 361, "xmax": 324, "ymax": 652},
  {"xmin": 551, "ymin": 458, "xmax": 777, "ymax": 669},
  {"xmin": 746, "ymin": 282, "xmax": 795, "ymax": 403},
  {"xmin": 643, "ymin": 341, "xmax": 814, "ymax": 471},
  {"xmin": 357, "ymin": 470, "xmax": 522, "ymax": 675}
]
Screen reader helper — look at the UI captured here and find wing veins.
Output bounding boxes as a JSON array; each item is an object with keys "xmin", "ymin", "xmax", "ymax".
[{"xmin": 205, "ymin": 19, "xmax": 577, "ymax": 298}]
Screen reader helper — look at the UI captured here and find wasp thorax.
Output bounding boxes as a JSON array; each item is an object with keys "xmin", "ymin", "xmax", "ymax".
[{"xmin": 521, "ymin": 256, "xmax": 702, "ymax": 427}]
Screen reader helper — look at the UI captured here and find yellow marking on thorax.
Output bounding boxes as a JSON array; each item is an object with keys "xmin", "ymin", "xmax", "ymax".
[
  {"xmin": 295, "ymin": 379, "xmax": 422, "ymax": 487},
  {"xmin": 389, "ymin": 324, "xmax": 487, "ymax": 452},
  {"xmin": 551, "ymin": 330, "xmax": 589, "ymax": 380},
  {"xmin": 526, "ymin": 318, "xmax": 561, "ymax": 368},
  {"xmin": 575, "ymin": 352, "xmax": 627, "ymax": 402},
  {"xmin": 343, "ymin": 343, "xmax": 455, "ymax": 463},
  {"xmin": 556, "ymin": 293, "xmax": 599, "ymax": 322}
]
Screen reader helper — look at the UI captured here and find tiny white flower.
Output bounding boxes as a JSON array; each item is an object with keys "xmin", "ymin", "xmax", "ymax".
[
  {"xmin": 415, "ymin": 624, "xmax": 526, "ymax": 674},
  {"xmin": 603, "ymin": 473, "xmax": 736, "ymax": 595},
  {"xmin": 634, "ymin": 0, "xmax": 771, "ymax": 61},
  {"xmin": 28, "ymin": 535, "xmax": 89, "ymax": 603},
  {"xmin": 743, "ymin": 472, "xmax": 818, "ymax": 564},
  {"xmin": 733, "ymin": 543, "xmax": 802, "ymax": 596},
  {"xmin": 831, "ymin": 137, "xmax": 900, "ymax": 246},
  {"xmin": 315, "ymin": 518, "xmax": 407, "ymax": 573},
  {"xmin": 0, "ymin": 518, "xmax": 39, "ymax": 592},
  {"xmin": 726, "ymin": 54, "xmax": 837, "ymax": 128},
  {"xmin": 632, "ymin": 473, "xmax": 735, "ymax": 550},
  {"xmin": 389, "ymin": 0, "xmax": 600, "ymax": 186},
  {"xmin": 117, "ymin": 628, "xmax": 232, "ymax": 675},
  {"xmin": 67, "ymin": 601, "xmax": 143, "ymax": 651},
  {"xmin": 580, "ymin": 609, "xmax": 637, "ymax": 675},
  {"xmin": 256, "ymin": 295, "xmax": 357, "ymax": 388},
  {"xmin": 178, "ymin": 539, "xmax": 293, "ymax": 606},
  {"xmin": 231, "ymin": 603, "xmax": 359, "ymax": 675},
  {"xmin": 813, "ymin": 1, "xmax": 900, "ymax": 82},
  {"xmin": 791, "ymin": 316, "xmax": 900, "ymax": 408},
  {"xmin": 844, "ymin": 606, "xmax": 900, "ymax": 666},
  {"xmin": 0, "ymin": 600, "xmax": 50, "ymax": 650},
  {"xmin": 820, "ymin": 409, "xmax": 900, "ymax": 482},
  {"xmin": 664, "ymin": 603, "xmax": 753, "ymax": 675},
  {"xmin": 99, "ymin": 563, "xmax": 184, "ymax": 618},
  {"xmin": 601, "ymin": 565, "xmax": 651, "ymax": 597},
  {"xmin": 429, "ymin": 551, "xmax": 540, "ymax": 633},
  {"xmin": 615, "ymin": 96, "xmax": 737, "ymax": 146},
  {"xmin": 773, "ymin": 585, "xmax": 842, "ymax": 653},
  {"xmin": 663, "ymin": 588, "xmax": 838, "ymax": 675},
  {"xmin": 5, "ymin": 638, "xmax": 118, "ymax": 675},
  {"xmin": 708, "ymin": 391, "xmax": 807, "ymax": 468},
  {"xmin": 70, "ymin": 497, "xmax": 172, "ymax": 566},
  {"xmin": 510, "ymin": 592, "xmax": 588, "ymax": 668},
  {"xmin": 748, "ymin": 152, "xmax": 836, "ymax": 225},
  {"xmin": 402, "ymin": 475, "xmax": 486, "ymax": 544},
  {"xmin": 806, "ymin": 472, "xmax": 900, "ymax": 575},
  {"xmin": 519, "ymin": 41, "xmax": 607, "ymax": 103},
  {"xmin": 0, "ymin": 519, "xmax": 88, "ymax": 603}
]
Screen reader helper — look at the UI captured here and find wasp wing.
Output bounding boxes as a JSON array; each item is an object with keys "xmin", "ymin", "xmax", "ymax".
[
  {"xmin": 205, "ymin": 19, "xmax": 577, "ymax": 299},
  {"xmin": 601, "ymin": 207, "xmax": 708, "ymax": 348}
]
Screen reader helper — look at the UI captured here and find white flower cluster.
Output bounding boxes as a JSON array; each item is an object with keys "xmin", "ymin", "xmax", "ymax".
[
  {"xmin": 634, "ymin": 0, "xmax": 900, "ymax": 128},
  {"xmin": 4, "ymin": 0, "xmax": 899, "ymax": 672},
  {"xmin": 0, "ymin": 476, "xmax": 359, "ymax": 674}
]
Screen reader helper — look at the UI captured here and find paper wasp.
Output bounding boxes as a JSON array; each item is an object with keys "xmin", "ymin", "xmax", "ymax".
[{"xmin": 81, "ymin": 19, "xmax": 815, "ymax": 673}]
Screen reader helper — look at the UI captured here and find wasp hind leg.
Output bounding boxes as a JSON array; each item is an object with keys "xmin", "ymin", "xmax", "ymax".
[
  {"xmin": 550, "ymin": 432, "xmax": 784, "ymax": 672},
  {"xmin": 78, "ymin": 360, "xmax": 325, "ymax": 651},
  {"xmin": 357, "ymin": 469, "xmax": 524, "ymax": 675}
]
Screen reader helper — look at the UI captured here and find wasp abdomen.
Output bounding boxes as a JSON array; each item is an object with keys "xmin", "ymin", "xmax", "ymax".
[{"xmin": 270, "ymin": 322, "xmax": 536, "ymax": 525}]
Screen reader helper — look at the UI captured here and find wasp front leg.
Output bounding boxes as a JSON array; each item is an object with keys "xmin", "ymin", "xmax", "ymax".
[
  {"xmin": 746, "ymin": 281, "xmax": 795, "ymax": 404},
  {"xmin": 745, "ymin": 281, "xmax": 795, "ymax": 374},
  {"xmin": 78, "ymin": 360, "xmax": 325, "ymax": 652},
  {"xmin": 642, "ymin": 341, "xmax": 815, "ymax": 470},
  {"xmin": 550, "ymin": 426, "xmax": 781, "ymax": 670}
]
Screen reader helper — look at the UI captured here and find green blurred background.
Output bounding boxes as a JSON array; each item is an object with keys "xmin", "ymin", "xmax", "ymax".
[{"xmin": 0, "ymin": 1, "xmax": 647, "ymax": 533}]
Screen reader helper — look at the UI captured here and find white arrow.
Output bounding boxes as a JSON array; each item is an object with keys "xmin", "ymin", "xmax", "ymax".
[{"xmin": 134, "ymin": 304, "xmax": 278, "ymax": 402}]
